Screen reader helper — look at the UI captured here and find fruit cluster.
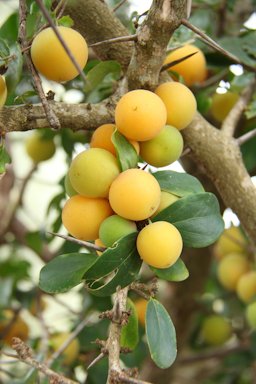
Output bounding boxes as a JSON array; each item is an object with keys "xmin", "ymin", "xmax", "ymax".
[{"xmin": 62, "ymin": 85, "xmax": 197, "ymax": 270}]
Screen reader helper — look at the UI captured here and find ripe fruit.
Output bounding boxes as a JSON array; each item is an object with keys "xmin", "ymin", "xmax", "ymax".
[
  {"xmin": 151, "ymin": 191, "xmax": 179, "ymax": 218},
  {"xmin": 25, "ymin": 131, "xmax": 56, "ymax": 163},
  {"xmin": 31, "ymin": 26, "xmax": 88, "ymax": 82},
  {"xmin": 99, "ymin": 215, "xmax": 137, "ymax": 247},
  {"xmin": 217, "ymin": 253, "xmax": 250, "ymax": 291},
  {"xmin": 115, "ymin": 90, "xmax": 167, "ymax": 141},
  {"xmin": 94, "ymin": 238, "xmax": 106, "ymax": 256},
  {"xmin": 109, "ymin": 169, "xmax": 161, "ymax": 221},
  {"xmin": 246, "ymin": 301, "xmax": 256, "ymax": 329},
  {"xmin": 69, "ymin": 148, "xmax": 120, "ymax": 198},
  {"xmin": 155, "ymin": 82, "xmax": 197, "ymax": 130},
  {"xmin": 50, "ymin": 333, "xmax": 80, "ymax": 365},
  {"xmin": 136, "ymin": 221, "xmax": 183, "ymax": 269},
  {"xmin": 62, "ymin": 195, "xmax": 113, "ymax": 241},
  {"xmin": 213, "ymin": 225, "xmax": 247, "ymax": 259},
  {"xmin": 210, "ymin": 91, "xmax": 239, "ymax": 123},
  {"xmin": 134, "ymin": 298, "xmax": 148, "ymax": 327},
  {"xmin": 201, "ymin": 315, "xmax": 232, "ymax": 346},
  {"xmin": 0, "ymin": 310, "xmax": 29, "ymax": 345},
  {"xmin": 64, "ymin": 173, "xmax": 78, "ymax": 197},
  {"xmin": 0, "ymin": 75, "xmax": 7, "ymax": 106},
  {"xmin": 164, "ymin": 44, "xmax": 207, "ymax": 86},
  {"xmin": 140, "ymin": 125, "xmax": 183, "ymax": 167},
  {"xmin": 236, "ymin": 271, "xmax": 256, "ymax": 303}
]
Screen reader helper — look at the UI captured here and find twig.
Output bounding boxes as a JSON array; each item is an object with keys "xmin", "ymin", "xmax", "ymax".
[
  {"xmin": 18, "ymin": 0, "xmax": 60, "ymax": 129},
  {"xmin": 222, "ymin": 79, "xmax": 256, "ymax": 136},
  {"xmin": 116, "ymin": 374, "xmax": 152, "ymax": 384},
  {"xmin": 237, "ymin": 128, "xmax": 256, "ymax": 146},
  {"xmin": 161, "ymin": 51, "xmax": 198, "ymax": 72},
  {"xmin": 34, "ymin": 0, "xmax": 87, "ymax": 84},
  {"xmin": 47, "ymin": 231, "xmax": 106, "ymax": 252},
  {"xmin": 112, "ymin": 0, "xmax": 128, "ymax": 12},
  {"xmin": 10, "ymin": 338, "xmax": 78, "ymax": 384},
  {"xmin": 54, "ymin": 0, "xmax": 68, "ymax": 18},
  {"xmin": 181, "ymin": 18, "xmax": 256, "ymax": 73},
  {"xmin": 87, "ymin": 352, "xmax": 105, "ymax": 370},
  {"xmin": 90, "ymin": 34, "xmax": 137, "ymax": 48}
]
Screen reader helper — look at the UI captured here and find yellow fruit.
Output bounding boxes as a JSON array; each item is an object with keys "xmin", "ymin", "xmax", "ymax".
[
  {"xmin": 164, "ymin": 44, "xmax": 207, "ymax": 86},
  {"xmin": 25, "ymin": 131, "xmax": 56, "ymax": 163},
  {"xmin": 213, "ymin": 225, "xmax": 247, "ymax": 260},
  {"xmin": 217, "ymin": 253, "xmax": 250, "ymax": 291},
  {"xmin": 136, "ymin": 221, "xmax": 183, "ymax": 269},
  {"xmin": 50, "ymin": 333, "xmax": 80, "ymax": 365},
  {"xmin": 115, "ymin": 90, "xmax": 167, "ymax": 141},
  {"xmin": 94, "ymin": 238, "xmax": 106, "ymax": 256},
  {"xmin": 69, "ymin": 148, "xmax": 120, "ymax": 198},
  {"xmin": 201, "ymin": 315, "xmax": 232, "ymax": 346},
  {"xmin": 109, "ymin": 169, "xmax": 161, "ymax": 221},
  {"xmin": 151, "ymin": 191, "xmax": 179, "ymax": 218},
  {"xmin": 62, "ymin": 195, "xmax": 113, "ymax": 241},
  {"xmin": 140, "ymin": 125, "xmax": 183, "ymax": 167},
  {"xmin": 134, "ymin": 298, "xmax": 148, "ymax": 327},
  {"xmin": 29, "ymin": 296, "xmax": 47, "ymax": 316},
  {"xmin": 155, "ymin": 82, "xmax": 197, "ymax": 130},
  {"xmin": 236, "ymin": 271, "xmax": 256, "ymax": 303},
  {"xmin": 0, "ymin": 310, "xmax": 29, "ymax": 346},
  {"xmin": 0, "ymin": 75, "xmax": 7, "ymax": 106},
  {"xmin": 210, "ymin": 92, "xmax": 239, "ymax": 123},
  {"xmin": 64, "ymin": 173, "xmax": 78, "ymax": 197},
  {"xmin": 31, "ymin": 26, "xmax": 88, "ymax": 82}
]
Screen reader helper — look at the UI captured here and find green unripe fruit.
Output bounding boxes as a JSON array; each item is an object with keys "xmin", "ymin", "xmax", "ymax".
[
  {"xmin": 99, "ymin": 214, "xmax": 137, "ymax": 247},
  {"xmin": 64, "ymin": 173, "xmax": 78, "ymax": 197},
  {"xmin": 201, "ymin": 315, "xmax": 232, "ymax": 346},
  {"xmin": 140, "ymin": 125, "xmax": 184, "ymax": 167},
  {"xmin": 246, "ymin": 301, "xmax": 256, "ymax": 329},
  {"xmin": 69, "ymin": 148, "xmax": 120, "ymax": 198},
  {"xmin": 25, "ymin": 132, "xmax": 56, "ymax": 163},
  {"xmin": 0, "ymin": 75, "xmax": 7, "ymax": 106},
  {"xmin": 151, "ymin": 191, "xmax": 179, "ymax": 218}
]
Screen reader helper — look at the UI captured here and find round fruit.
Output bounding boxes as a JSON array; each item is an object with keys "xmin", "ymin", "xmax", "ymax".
[
  {"xmin": 136, "ymin": 221, "xmax": 183, "ymax": 269},
  {"xmin": 151, "ymin": 191, "xmax": 179, "ymax": 218},
  {"xmin": 164, "ymin": 44, "xmax": 207, "ymax": 86},
  {"xmin": 236, "ymin": 271, "xmax": 256, "ymax": 303},
  {"xmin": 64, "ymin": 173, "xmax": 78, "ymax": 197},
  {"xmin": 62, "ymin": 195, "xmax": 113, "ymax": 241},
  {"xmin": 31, "ymin": 26, "xmax": 88, "ymax": 82},
  {"xmin": 213, "ymin": 225, "xmax": 247, "ymax": 259},
  {"xmin": 140, "ymin": 125, "xmax": 183, "ymax": 167},
  {"xmin": 69, "ymin": 148, "xmax": 120, "ymax": 198},
  {"xmin": 0, "ymin": 310, "xmax": 29, "ymax": 346},
  {"xmin": 246, "ymin": 301, "xmax": 256, "ymax": 329},
  {"xmin": 155, "ymin": 82, "xmax": 197, "ymax": 130},
  {"xmin": 109, "ymin": 169, "xmax": 161, "ymax": 221},
  {"xmin": 50, "ymin": 332, "xmax": 80, "ymax": 365},
  {"xmin": 0, "ymin": 75, "xmax": 7, "ymax": 106},
  {"xmin": 99, "ymin": 214, "xmax": 137, "ymax": 247},
  {"xmin": 134, "ymin": 298, "xmax": 148, "ymax": 327},
  {"xmin": 210, "ymin": 92, "xmax": 239, "ymax": 123},
  {"xmin": 217, "ymin": 253, "xmax": 250, "ymax": 291},
  {"xmin": 201, "ymin": 315, "xmax": 232, "ymax": 346},
  {"xmin": 115, "ymin": 89, "xmax": 167, "ymax": 141},
  {"xmin": 25, "ymin": 132, "xmax": 56, "ymax": 163}
]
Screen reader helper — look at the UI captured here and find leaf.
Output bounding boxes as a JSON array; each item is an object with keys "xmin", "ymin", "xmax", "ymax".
[
  {"xmin": 146, "ymin": 298, "xmax": 177, "ymax": 369},
  {"xmin": 151, "ymin": 258, "xmax": 189, "ymax": 282},
  {"xmin": 57, "ymin": 15, "xmax": 74, "ymax": 28},
  {"xmin": 112, "ymin": 130, "xmax": 138, "ymax": 171},
  {"xmin": 219, "ymin": 36, "xmax": 256, "ymax": 66},
  {"xmin": 5, "ymin": 42, "xmax": 23, "ymax": 95},
  {"xmin": 120, "ymin": 298, "xmax": 139, "ymax": 350},
  {"xmin": 0, "ymin": 142, "xmax": 11, "ymax": 174},
  {"xmin": 153, "ymin": 170, "xmax": 204, "ymax": 197},
  {"xmin": 0, "ymin": 38, "xmax": 10, "ymax": 59},
  {"xmin": 153, "ymin": 192, "xmax": 224, "ymax": 248},
  {"xmin": 0, "ymin": 13, "xmax": 19, "ymax": 44},
  {"xmin": 39, "ymin": 253, "xmax": 96, "ymax": 293},
  {"xmin": 84, "ymin": 61, "xmax": 121, "ymax": 93},
  {"xmin": 85, "ymin": 233, "xmax": 142, "ymax": 297}
]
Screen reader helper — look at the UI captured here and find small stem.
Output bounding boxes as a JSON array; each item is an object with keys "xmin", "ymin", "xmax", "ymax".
[
  {"xmin": 112, "ymin": 0, "xmax": 128, "ymax": 12},
  {"xmin": 161, "ymin": 51, "xmax": 198, "ymax": 73},
  {"xmin": 87, "ymin": 352, "xmax": 105, "ymax": 370},
  {"xmin": 90, "ymin": 34, "xmax": 137, "ymax": 48},
  {"xmin": 47, "ymin": 231, "xmax": 106, "ymax": 252},
  {"xmin": 237, "ymin": 128, "xmax": 256, "ymax": 146}
]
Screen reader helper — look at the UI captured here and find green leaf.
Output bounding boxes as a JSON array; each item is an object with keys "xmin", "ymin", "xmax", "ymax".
[
  {"xmin": 84, "ymin": 60, "xmax": 121, "ymax": 93},
  {"xmin": 0, "ymin": 38, "xmax": 10, "ymax": 59},
  {"xmin": 0, "ymin": 13, "xmax": 19, "ymax": 44},
  {"xmin": 146, "ymin": 298, "xmax": 177, "ymax": 369},
  {"xmin": 0, "ymin": 142, "xmax": 11, "ymax": 174},
  {"xmin": 5, "ymin": 42, "xmax": 23, "ymax": 95},
  {"xmin": 151, "ymin": 258, "xmax": 189, "ymax": 282},
  {"xmin": 219, "ymin": 36, "xmax": 256, "ymax": 66},
  {"xmin": 120, "ymin": 298, "xmax": 139, "ymax": 350},
  {"xmin": 57, "ymin": 15, "xmax": 74, "ymax": 28},
  {"xmin": 85, "ymin": 233, "xmax": 142, "ymax": 297},
  {"xmin": 39, "ymin": 253, "xmax": 97, "ymax": 293},
  {"xmin": 153, "ymin": 170, "xmax": 204, "ymax": 197},
  {"xmin": 112, "ymin": 130, "xmax": 138, "ymax": 171},
  {"xmin": 153, "ymin": 192, "xmax": 224, "ymax": 247}
]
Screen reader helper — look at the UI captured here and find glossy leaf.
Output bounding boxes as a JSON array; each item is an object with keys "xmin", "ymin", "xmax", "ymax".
[
  {"xmin": 153, "ymin": 192, "xmax": 224, "ymax": 247},
  {"xmin": 39, "ymin": 253, "xmax": 96, "ymax": 293},
  {"xmin": 146, "ymin": 298, "xmax": 177, "ymax": 369},
  {"xmin": 85, "ymin": 60, "xmax": 121, "ymax": 93},
  {"xmin": 153, "ymin": 170, "xmax": 204, "ymax": 197},
  {"xmin": 120, "ymin": 298, "xmax": 139, "ymax": 350},
  {"xmin": 0, "ymin": 142, "xmax": 11, "ymax": 174},
  {"xmin": 112, "ymin": 130, "xmax": 138, "ymax": 171},
  {"xmin": 151, "ymin": 258, "xmax": 189, "ymax": 282},
  {"xmin": 5, "ymin": 42, "xmax": 23, "ymax": 95}
]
